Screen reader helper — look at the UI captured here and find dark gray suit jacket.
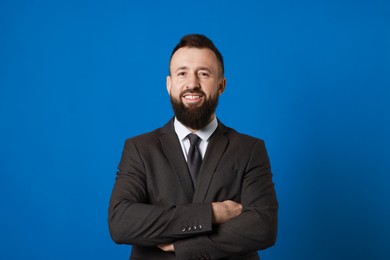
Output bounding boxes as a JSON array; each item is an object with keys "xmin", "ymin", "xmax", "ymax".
[{"xmin": 109, "ymin": 119, "xmax": 278, "ymax": 260}]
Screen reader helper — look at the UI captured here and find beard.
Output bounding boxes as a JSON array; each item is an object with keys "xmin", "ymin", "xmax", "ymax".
[{"xmin": 170, "ymin": 89, "xmax": 219, "ymax": 130}]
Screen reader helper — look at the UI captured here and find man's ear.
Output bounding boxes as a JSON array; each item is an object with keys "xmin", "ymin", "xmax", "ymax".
[
  {"xmin": 166, "ymin": 76, "xmax": 171, "ymax": 94},
  {"xmin": 218, "ymin": 77, "xmax": 226, "ymax": 95}
]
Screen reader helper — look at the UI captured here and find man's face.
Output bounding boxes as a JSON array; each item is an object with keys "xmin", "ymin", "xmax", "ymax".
[{"xmin": 167, "ymin": 47, "xmax": 226, "ymax": 129}]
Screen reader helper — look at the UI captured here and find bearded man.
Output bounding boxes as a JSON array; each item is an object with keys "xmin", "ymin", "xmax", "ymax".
[{"xmin": 109, "ymin": 34, "xmax": 278, "ymax": 260}]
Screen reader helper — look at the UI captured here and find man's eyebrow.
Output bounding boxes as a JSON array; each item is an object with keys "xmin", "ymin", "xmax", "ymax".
[
  {"xmin": 175, "ymin": 66, "xmax": 189, "ymax": 72},
  {"xmin": 174, "ymin": 66, "xmax": 214, "ymax": 74},
  {"xmin": 197, "ymin": 67, "xmax": 212, "ymax": 72}
]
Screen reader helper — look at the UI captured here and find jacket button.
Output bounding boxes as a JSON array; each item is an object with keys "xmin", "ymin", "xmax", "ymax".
[
  {"xmin": 193, "ymin": 225, "xmax": 197, "ymax": 231},
  {"xmin": 198, "ymin": 224, "xmax": 203, "ymax": 230},
  {"xmin": 181, "ymin": 227, "xmax": 186, "ymax": 232},
  {"xmin": 187, "ymin": 226, "xmax": 192, "ymax": 231}
]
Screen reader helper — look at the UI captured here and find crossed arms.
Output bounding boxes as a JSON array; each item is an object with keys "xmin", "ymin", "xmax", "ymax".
[
  {"xmin": 108, "ymin": 138, "xmax": 278, "ymax": 259},
  {"xmin": 158, "ymin": 200, "xmax": 243, "ymax": 251}
]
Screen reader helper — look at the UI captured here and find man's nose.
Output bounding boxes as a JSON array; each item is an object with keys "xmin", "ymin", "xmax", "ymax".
[{"xmin": 186, "ymin": 73, "xmax": 200, "ymax": 89}]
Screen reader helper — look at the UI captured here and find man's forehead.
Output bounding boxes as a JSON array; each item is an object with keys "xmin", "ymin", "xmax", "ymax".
[{"xmin": 170, "ymin": 47, "xmax": 219, "ymax": 69}]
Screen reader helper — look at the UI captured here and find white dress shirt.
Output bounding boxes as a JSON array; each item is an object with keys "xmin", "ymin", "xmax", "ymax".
[{"xmin": 174, "ymin": 117, "xmax": 218, "ymax": 161}]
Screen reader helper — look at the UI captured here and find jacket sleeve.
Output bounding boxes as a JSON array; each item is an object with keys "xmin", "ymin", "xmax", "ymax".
[
  {"xmin": 108, "ymin": 139, "xmax": 213, "ymax": 246},
  {"xmin": 173, "ymin": 140, "xmax": 278, "ymax": 260}
]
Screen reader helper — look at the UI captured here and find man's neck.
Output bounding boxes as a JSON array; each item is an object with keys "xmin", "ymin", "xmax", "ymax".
[{"xmin": 174, "ymin": 116, "xmax": 218, "ymax": 143}]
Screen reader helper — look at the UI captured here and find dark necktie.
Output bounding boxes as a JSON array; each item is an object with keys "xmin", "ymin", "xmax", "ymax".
[{"xmin": 187, "ymin": 133, "xmax": 202, "ymax": 186}]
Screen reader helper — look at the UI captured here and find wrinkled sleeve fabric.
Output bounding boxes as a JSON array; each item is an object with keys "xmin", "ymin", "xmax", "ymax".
[
  {"xmin": 174, "ymin": 140, "xmax": 278, "ymax": 260},
  {"xmin": 108, "ymin": 139, "xmax": 213, "ymax": 247}
]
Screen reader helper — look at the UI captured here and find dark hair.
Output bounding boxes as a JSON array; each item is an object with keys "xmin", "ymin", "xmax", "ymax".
[{"xmin": 170, "ymin": 34, "xmax": 224, "ymax": 76}]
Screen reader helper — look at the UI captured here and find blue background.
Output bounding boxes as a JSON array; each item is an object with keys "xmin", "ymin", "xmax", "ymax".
[{"xmin": 1, "ymin": 0, "xmax": 389, "ymax": 259}]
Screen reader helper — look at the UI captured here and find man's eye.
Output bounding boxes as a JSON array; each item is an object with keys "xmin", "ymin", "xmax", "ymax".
[
  {"xmin": 177, "ymin": 72, "xmax": 186, "ymax": 76},
  {"xmin": 199, "ymin": 72, "xmax": 209, "ymax": 77}
]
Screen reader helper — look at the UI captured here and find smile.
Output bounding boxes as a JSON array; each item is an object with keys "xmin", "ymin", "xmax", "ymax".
[
  {"xmin": 182, "ymin": 94, "xmax": 204, "ymax": 105},
  {"xmin": 183, "ymin": 94, "xmax": 202, "ymax": 99}
]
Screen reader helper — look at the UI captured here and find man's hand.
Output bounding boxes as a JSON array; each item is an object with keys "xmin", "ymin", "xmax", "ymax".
[
  {"xmin": 158, "ymin": 243, "xmax": 175, "ymax": 252},
  {"xmin": 212, "ymin": 200, "xmax": 242, "ymax": 224}
]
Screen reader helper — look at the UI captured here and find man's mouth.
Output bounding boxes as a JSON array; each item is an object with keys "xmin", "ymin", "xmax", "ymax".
[{"xmin": 182, "ymin": 93, "xmax": 204, "ymax": 103}]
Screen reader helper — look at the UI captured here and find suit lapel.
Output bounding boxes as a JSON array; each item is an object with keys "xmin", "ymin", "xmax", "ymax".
[
  {"xmin": 159, "ymin": 119, "xmax": 194, "ymax": 203},
  {"xmin": 193, "ymin": 122, "xmax": 229, "ymax": 203}
]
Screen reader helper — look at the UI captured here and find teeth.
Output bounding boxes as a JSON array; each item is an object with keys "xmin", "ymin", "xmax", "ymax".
[{"xmin": 185, "ymin": 95, "xmax": 200, "ymax": 99}]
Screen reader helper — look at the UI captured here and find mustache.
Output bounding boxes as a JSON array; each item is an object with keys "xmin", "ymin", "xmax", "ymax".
[{"xmin": 180, "ymin": 89, "xmax": 206, "ymax": 96}]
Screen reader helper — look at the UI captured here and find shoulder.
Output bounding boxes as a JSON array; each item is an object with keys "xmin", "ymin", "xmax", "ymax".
[
  {"xmin": 123, "ymin": 119, "xmax": 173, "ymax": 147},
  {"xmin": 124, "ymin": 127, "xmax": 163, "ymax": 146},
  {"xmin": 219, "ymin": 121, "xmax": 265, "ymax": 146},
  {"xmin": 227, "ymin": 128, "xmax": 266, "ymax": 155},
  {"xmin": 217, "ymin": 123, "xmax": 270, "ymax": 161}
]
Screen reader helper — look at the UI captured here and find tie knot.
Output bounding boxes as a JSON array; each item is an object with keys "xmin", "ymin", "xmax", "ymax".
[{"xmin": 187, "ymin": 133, "xmax": 201, "ymax": 146}]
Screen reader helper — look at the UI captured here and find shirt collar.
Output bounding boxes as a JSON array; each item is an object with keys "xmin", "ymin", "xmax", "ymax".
[{"xmin": 174, "ymin": 116, "xmax": 218, "ymax": 142}]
